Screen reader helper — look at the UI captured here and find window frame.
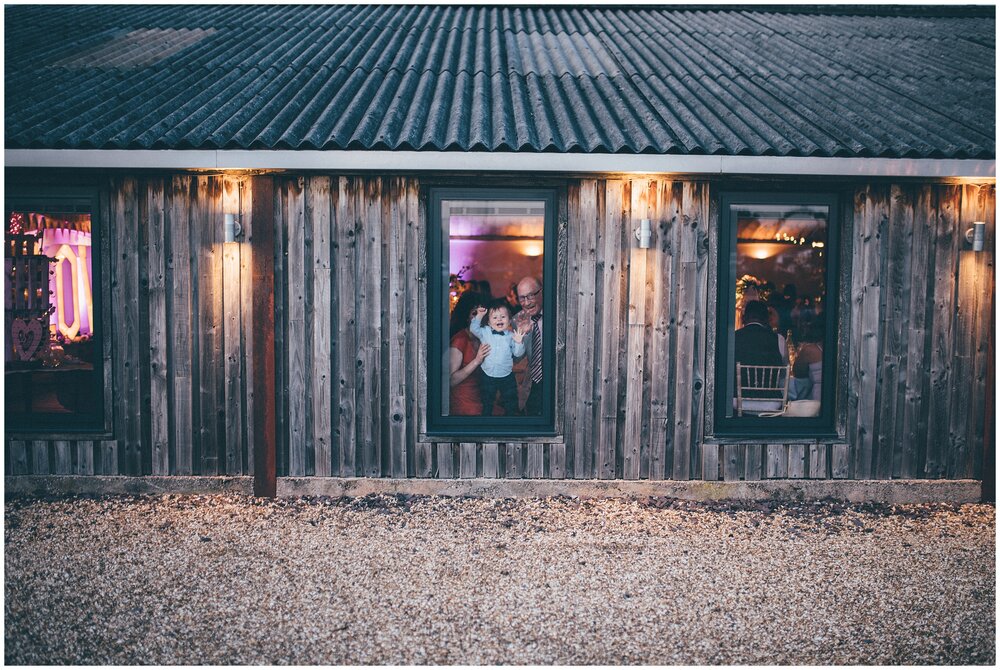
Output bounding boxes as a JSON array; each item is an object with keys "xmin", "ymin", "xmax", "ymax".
[
  {"xmin": 713, "ymin": 190, "xmax": 842, "ymax": 437},
  {"xmin": 4, "ymin": 188, "xmax": 107, "ymax": 433},
  {"xmin": 426, "ymin": 187, "xmax": 558, "ymax": 437}
]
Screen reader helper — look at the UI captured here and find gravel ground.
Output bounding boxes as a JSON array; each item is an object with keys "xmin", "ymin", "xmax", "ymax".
[{"xmin": 4, "ymin": 494, "xmax": 995, "ymax": 665}]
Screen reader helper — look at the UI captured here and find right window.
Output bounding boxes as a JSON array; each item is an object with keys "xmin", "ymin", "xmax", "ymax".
[{"xmin": 715, "ymin": 192, "xmax": 840, "ymax": 435}]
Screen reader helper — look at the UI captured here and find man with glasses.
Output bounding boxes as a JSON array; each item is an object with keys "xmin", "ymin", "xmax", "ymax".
[{"xmin": 515, "ymin": 276, "xmax": 544, "ymax": 416}]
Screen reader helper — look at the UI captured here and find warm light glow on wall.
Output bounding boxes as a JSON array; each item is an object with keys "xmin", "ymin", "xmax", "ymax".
[
  {"xmin": 520, "ymin": 240, "xmax": 544, "ymax": 257},
  {"xmin": 739, "ymin": 242, "xmax": 787, "ymax": 260}
]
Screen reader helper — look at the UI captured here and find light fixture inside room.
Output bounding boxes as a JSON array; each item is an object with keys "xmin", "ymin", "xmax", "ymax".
[
  {"xmin": 965, "ymin": 221, "xmax": 986, "ymax": 251},
  {"xmin": 224, "ymin": 213, "xmax": 243, "ymax": 243},
  {"xmin": 738, "ymin": 242, "xmax": 787, "ymax": 260},
  {"xmin": 520, "ymin": 240, "xmax": 544, "ymax": 257}
]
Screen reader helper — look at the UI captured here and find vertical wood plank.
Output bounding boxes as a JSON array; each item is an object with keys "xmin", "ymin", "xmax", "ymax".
[
  {"xmin": 147, "ymin": 178, "xmax": 169, "ymax": 475},
  {"xmin": 309, "ymin": 176, "xmax": 333, "ymax": 477},
  {"xmin": 851, "ymin": 185, "xmax": 888, "ymax": 479},
  {"xmin": 222, "ymin": 177, "xmax": 243, "ymax": 475},
  {"xmin": 723, "ymin": 444, "xmax": 742, "ymax": 482},
  {"xmin": 966, "ymin": 184, "xmax": 995, "ymax": 479},
  {"xmin": 651, "ymin": 181, "xmax": 680, "ymax": 479},
  {"xmin": 240, "ymin": 176, "xmax": 256, "ymax": 476},
  {"xmin": 809, "ymin": 444, "xmax": 828, "ymax": 479},
  {"xmin": 52, "ymin": 440, "xmax": 71, "ymax": 475},
  {"xmin": 358, "ymin": 178, "xmax": 383, "ymax": 477},
  {"xmin": 743, "ymin": 444, "xmax": 762, "ymax": 481},
  {"xmin": 526, "ymin": 443, "xmax": 544, "ymax": 478},
  {"xmin": 505, "ymin": 442, "xmax": 522, "ymax": 479},
  {"xmin": 10, "ymin": 441, "xmax": 29, "ymax": 475},
  {"xmin": 689, "ymin": 183, "xmax": 711, "ymax": 478},
  {"xmin": 436, "ymin": 443, "xmax": 454, "ymax": 479},
  {"xmin": 251, "ymin": 175, "xmax": 277, "ymax": 496},
  {"xmin": 548, "ymin": 443, "xmax": 566, "ymax": 479},
  {"xmin": 597, "ymin": 180, "xmax": 626, "ymax": 479},
  {"xmin": 30, "ymin": 440, "xmax": 49, "ymax": 475},
  {"xmin": 831, "ymin": 443, "xmax": 850, "ymax": 479},
  {"xmin": 952, "ymin": 183, "xmax": 993, "ymax": 478},
  {"xmin": 272, "ymin": 180, "xmax": 288, "ymax": 476},
  {"xmin": 623, "ymin": 180, "xmax": 650, "ymax": 480},
  {"xmin": 99, "ymin": 440, "xmax": 119, "ymax": 476},
  {"xmin": 673, "ymin": 183, "xmax": 707, "ymax": 480},
  {"xmin": 335, "ymin": 177, "xmax": 357, "ymax": 477},
  {"xmin": 415, "ymin": 442, "xmax": 433, "ymax": 478},
  {"xmin": 168, "ymin": 176, "xmax": 194, "ymax": 475},
  {"xmin": 788, "ymin": 444, "xmax": 806, "ymax": 479},
  {"xmin": 482, "ymin": 442, "xmax": 500, "ymax": 478},
  {"xmin": 75, "ymin": 440, "xmax": 95, "ymax": 476},
  {"xmin": 900, "ymin": 185, "xmax": 935, "ymax": 478},
  {"xmin": 766, "ymin": 444, "xmax": 788, "ymax": 479},
  {"xmin": 113, "ymin": 178, "xmax": 142, "ymax": 475},
  {"xmin": 701, "ymin": 443, "xmax": 720, "ymax": 481},
  {"xmin": 387, "ymin": 177, "xmax": 408, "ymax": 478},
  {"xmin": 286, "ymin": 177, "xmax": 307, "ymax": 476},
  {"xmin": 925, "ymin": 185, "xmax": 961, "ymax": 478},
  {"xmin": 196, "ymin": 176, "xmax": 224, "ymax": 475},
  {"xmin": 876, "ymin": 184, "xmax": 913, "ymax": 479},
  {"xmin": 572, "ymin": 180, "xmax": 599, "ymax": 479},
  {"xmin": 405, "ymin": 179, "xmax": 421, "ymax": 476},
  {"xmin": 460, "ymin": 442, "xmax": 477, "ymax": 479}
]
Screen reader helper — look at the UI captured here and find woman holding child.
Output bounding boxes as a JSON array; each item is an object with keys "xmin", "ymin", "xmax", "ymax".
[{"xmin": 448, "ymin": 291, "xmax": 489, "ymax": 415}]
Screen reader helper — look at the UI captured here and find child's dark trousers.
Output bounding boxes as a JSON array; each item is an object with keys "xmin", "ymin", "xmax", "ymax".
[{"xmin": 480, "ymin": 373, "xmax": 519, "ymax": 416}]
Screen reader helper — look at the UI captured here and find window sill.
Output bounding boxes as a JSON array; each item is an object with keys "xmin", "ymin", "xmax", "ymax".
[{"xmin": 419, "ymin": 433, "xmax": 563, "ymax": 444}]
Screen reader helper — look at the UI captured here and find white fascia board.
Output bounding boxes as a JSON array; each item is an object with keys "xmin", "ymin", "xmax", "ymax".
[{"xmin": 5, "ymin": 149, "xmax": 996, "ymax": 178}]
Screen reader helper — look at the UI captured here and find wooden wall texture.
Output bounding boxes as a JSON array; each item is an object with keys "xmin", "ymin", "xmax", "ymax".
[{"xmin": 4, "ymin": 174, "xmax": 994, "ymax": 482}]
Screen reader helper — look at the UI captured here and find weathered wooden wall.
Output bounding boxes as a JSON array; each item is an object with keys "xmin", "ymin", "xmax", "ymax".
[
  {"xmin": 845, "ymin": 183, "xmax": 995, "ymax": 480},
  {"xmin": 7, "ymin": 174, "xmax": 256, "ymax": 476},
  {"xmin": 5, "ymin": 174, "xmax": 994, "ymax": 482}
]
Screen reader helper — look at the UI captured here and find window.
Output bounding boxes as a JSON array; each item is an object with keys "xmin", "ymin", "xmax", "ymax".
[
  {"xmin": 714, "ymin": 192, "xmax": 840, "ymax": 435},
  {"xmin": 5, "ymin": 196, "xmax": 104, "ymax": 430},
  {"xmin": 427, "ymin": 189, "xmax": 557, "ymax": 435}
]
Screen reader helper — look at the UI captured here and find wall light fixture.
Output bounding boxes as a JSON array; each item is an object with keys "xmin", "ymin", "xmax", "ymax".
[
  {"xmin": 965, "ymin": 221, "xmax": 986, "ymax": 252},
  {"xmin": 224, "ymin": 213, "xmax": 243, "ymax": 243},
  {"xmin": 635, "ymin": 218, "xmax": 652, "ymax": 249}
]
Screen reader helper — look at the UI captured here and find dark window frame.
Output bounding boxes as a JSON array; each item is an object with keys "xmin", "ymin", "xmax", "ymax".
[
  {"xmin": 713, "ymin": 190, "xmax": 841, "ymax": 437},
  {"xmin": 426, "ymin": 187, "xmax": 558, "ymax": 437},
  {"xmin": 5, "ymin": 188, "xmax": 107, "ymax": 433}
]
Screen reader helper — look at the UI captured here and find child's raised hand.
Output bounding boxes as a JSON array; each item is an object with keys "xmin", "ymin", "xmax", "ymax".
[
  {"xmin": 472, "ymin": 306, "xmax": 487, "ymax": 321},
  {"xmin": 512, "ymin": 322, "xmax": 528, "ymax": 342}
]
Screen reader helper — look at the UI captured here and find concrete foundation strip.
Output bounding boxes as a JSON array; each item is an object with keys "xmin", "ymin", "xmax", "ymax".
[{"xmin": 3, "ymin": 476, "xmax": 982, "ymax": 504}]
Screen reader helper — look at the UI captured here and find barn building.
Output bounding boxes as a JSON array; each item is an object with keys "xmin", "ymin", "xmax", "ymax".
[{"xmin": 4, "ymin": 5, "xmax": 995, "ymax": 500}]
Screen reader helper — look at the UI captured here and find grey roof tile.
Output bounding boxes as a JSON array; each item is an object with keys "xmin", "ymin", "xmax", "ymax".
[{"xmin": 4, "ymin": 4, "xmax": 994, "ymax": 158}]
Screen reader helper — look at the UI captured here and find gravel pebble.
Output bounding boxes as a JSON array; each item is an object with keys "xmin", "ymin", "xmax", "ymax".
[{"xmin": 4, "ymin": 494, "xmax": 995, "ymax": 665}]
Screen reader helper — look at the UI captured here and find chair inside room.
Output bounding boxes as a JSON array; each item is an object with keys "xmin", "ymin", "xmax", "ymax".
[{"xmin": 735, "ymin": 364, "xmax": 791, "ymax": 417}]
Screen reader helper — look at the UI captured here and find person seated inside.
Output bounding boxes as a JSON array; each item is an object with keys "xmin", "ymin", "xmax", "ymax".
[
  {"xmin": 734, "ymin": 300, "xmax": 786, "ymax": 414},
  {"xmin": 789, "ymin": 322, "xmax": 823, "ymax": 402}
]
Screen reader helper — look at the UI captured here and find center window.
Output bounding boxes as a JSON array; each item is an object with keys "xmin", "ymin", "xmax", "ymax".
[
  {"xmin": 714, "ymin": 192, "xmax": 840, "ymax": 436},
  {"xmin": 427, "ymin": 189, "xmax": 556, "ymax": 435}
]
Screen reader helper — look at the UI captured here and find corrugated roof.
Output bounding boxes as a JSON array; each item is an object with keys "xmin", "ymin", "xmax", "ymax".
[{"xmin": 4, "ymin": 5, "xmax": 995, "ymax": 158}]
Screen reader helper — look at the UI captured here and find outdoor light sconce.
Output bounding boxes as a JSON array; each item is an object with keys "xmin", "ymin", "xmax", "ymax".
[
  {"xmin": 965, "ymin": 221, "xmax": 986, "ymax": 252},
  {"xmin": 635, "ymin": 218, "xmax": 652, "ymax": 249},
  {"xmin": 224, "ymin": 213, "xmax": 243, "ymax": 243}
]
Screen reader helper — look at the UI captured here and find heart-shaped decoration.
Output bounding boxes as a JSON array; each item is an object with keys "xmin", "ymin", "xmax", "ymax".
[{"xmin": 11, "ymin": 318, "xmax": 45, "ymax": 361}]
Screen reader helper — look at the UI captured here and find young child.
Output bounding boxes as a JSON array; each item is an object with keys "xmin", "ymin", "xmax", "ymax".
[{"xmin": 469, "ymin": 299, "xmax": 528, "ymax": 416}]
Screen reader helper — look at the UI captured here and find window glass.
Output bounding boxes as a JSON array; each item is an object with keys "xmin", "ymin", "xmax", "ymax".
[
  {"xmin": 5, "ymin": 206, "xmax": 103, "ymax": 428},
  {"xmin": 717, "ymin": 196, "xmax": 837, "ymax": 432},
  {"xmin": 430, "ymin": 191, "xmax": 555, "ymax": 433}
]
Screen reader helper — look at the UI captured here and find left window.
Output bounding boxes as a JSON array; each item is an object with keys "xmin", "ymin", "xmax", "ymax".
[
  {"xmin": 5, "ymin": 196, "xmax": 104, "ymax": 430},
  {"xmin": 427, "ymin": 188, "xmax": 557, "ymax": 435}
]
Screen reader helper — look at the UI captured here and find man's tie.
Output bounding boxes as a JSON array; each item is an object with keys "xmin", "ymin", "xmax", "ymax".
[{"xmin": 529, "ymin": 315, "xmax": 542, "ymax": 384}]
